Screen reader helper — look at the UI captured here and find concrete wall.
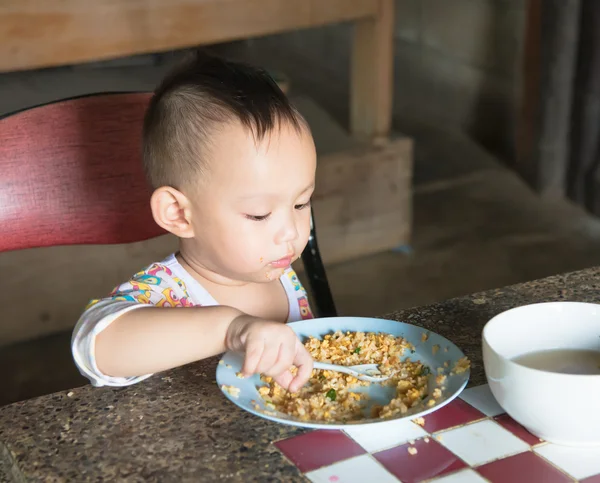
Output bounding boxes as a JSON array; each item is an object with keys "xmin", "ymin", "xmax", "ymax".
[
  {"xmin": 251, "ymin": 0, "xmax": 526, "ymax": 160},
  {"xmin": 395, "ymin": 0, "xmax": 525, "ymax": 160}
]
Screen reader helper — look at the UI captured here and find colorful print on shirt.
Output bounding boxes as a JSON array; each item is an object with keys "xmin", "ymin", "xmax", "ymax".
[{"xmin": 85, "ymin": 263, "xmax": 195, "ymax": 310}]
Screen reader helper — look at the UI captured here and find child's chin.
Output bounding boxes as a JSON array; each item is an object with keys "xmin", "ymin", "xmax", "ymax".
[{"xmin": 262, "ymin": 267, "xmax": 285, "ymax": 281}]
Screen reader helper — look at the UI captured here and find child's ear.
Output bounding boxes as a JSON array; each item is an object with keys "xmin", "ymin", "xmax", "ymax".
[{"xmin": 150, "ymin": 187, "xmax": 195, "ymax": 238}]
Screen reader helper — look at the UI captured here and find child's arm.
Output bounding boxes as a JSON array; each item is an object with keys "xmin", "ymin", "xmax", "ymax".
[
  {"xmin": 72, "ymin": 262, "xmax": 313, "ymax": 392},
  {"xmin": 94, "ymin": 305, "xmax": 241, "ymax": 376},
  {"xmin": 94, "ymin": 305, "xmax": 312, "ymax": 392}
]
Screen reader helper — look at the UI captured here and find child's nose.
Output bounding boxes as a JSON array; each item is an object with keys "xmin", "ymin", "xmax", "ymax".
[{"xmin": 275, "ymin": 217, "xmax": 299, "ymax": 244}]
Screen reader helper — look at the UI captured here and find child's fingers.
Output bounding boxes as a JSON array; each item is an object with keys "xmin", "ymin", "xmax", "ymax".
[
  {"xmin": 264, "ymin": 340, "xmax": 295, "ymax": 379},
  {"xmin": 273, "ymin": 370, "xmax": 294, "ymax": 391},
  {"xmin": 255, "ymin": 344, "xmax": 279, "ymax": 375},
  {"xmin": 242, "ymin": 338, "xmax": 265, "ymax": 376},
  {"xmin": 289, "ymin": 343, "xmax": 313, "ymax": 393}
]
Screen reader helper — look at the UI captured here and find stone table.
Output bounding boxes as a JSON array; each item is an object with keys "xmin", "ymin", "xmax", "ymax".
[{"xmin": 1, "ymin": 267, "xmax": 599, "ymax": 482}]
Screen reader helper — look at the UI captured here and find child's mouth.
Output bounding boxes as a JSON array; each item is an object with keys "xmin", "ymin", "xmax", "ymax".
[{"xmin": 270, "ymin": 256, "xmax": 293, "ymax": 268}]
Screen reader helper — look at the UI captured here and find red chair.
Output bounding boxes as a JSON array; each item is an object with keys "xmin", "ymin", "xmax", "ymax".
[{"xmin": 0, "ymin": 93, "xmax": 336, "ymax": 316}]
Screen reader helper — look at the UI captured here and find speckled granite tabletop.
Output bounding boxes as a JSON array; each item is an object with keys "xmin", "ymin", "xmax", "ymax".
[{"xmin": 1, "ymin": 268, "xmax": 599, "ymax": 482}]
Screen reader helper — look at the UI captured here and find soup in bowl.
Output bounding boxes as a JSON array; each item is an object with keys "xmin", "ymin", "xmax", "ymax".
[{"xmin": 482, "ymin": 302, "xmax": 600, "ymax": 446}]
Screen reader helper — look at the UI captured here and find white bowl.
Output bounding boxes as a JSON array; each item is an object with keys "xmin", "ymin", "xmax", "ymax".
[{"xmin": 482, "ymin": 301, "xmax": 600, "ymax": 446}]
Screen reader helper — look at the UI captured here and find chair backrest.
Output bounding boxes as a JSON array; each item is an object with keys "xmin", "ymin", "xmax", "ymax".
[{"xmin": 0, "ymin": 92, "xmax": 165, "ymax": 253}]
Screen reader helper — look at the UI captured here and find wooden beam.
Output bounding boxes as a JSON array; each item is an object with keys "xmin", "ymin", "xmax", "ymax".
[
  {"xmin": 350, "ymin": 0, "xmax": 394, "ymax": 142},
  {"xmin": 0, "ymin": 0, "xmax": 379, "ymax": 73},
  {"xmin": 309, "ymin": 0, "xmax": 378, "ymax": 25}
]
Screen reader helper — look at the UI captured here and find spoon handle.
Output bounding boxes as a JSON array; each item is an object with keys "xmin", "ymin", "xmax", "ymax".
[{"xmin": 313, "ymin": 361, "xmax": 360, "ymax": 378}]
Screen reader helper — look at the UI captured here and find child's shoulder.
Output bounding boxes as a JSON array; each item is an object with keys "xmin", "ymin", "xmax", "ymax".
[
  {"xmin": 134, "ymin": 254, "xmax": 179, "ymax": 278},
  {"xmin": 85, "ymin": 254, "xmax": 195, "ymax": 310}
]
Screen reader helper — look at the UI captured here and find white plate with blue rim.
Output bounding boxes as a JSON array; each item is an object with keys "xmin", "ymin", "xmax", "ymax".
[{"xmin": 216, "ymin": 316, "xmax": 470, "ymax": 429}]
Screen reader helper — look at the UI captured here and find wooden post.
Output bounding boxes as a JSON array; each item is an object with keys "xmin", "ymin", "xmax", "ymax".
[
  {"xmin": 516, "ymin": 0, "xmax": 581, "ymax": 197},
  {"xmin": 350, "ymin": 0, "xmax": 394, "ymax": 143}
]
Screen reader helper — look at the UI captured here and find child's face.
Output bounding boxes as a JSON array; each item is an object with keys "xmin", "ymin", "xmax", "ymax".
[{"xmin": 184, "ymin": 121, "xmax": 317, "ymax": 283}]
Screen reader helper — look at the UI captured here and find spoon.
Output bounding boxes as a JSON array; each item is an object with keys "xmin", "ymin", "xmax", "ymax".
[{"xmin": 313, "ymin": 361, "xmax": 397, "ymax": 383}]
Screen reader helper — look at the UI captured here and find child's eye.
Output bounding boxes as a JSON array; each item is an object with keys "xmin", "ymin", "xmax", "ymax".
[
  {"xmin": 245, "ymin": 213, "xmax": 271, "ymax": 222},
  {"xmin": 295, "ymin": 200, "xmax": 311, "ymax": 211}
]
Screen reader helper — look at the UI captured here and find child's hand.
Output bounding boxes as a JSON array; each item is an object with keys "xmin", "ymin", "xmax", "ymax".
[{"xmin": 227, "ymin": 315, "xmax": 313, "ymax": 393}]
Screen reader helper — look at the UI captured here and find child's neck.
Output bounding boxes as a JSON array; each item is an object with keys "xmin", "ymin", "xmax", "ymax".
[
  {"xmin": 175, "ymin": 251, "xmax": 289, "ymax": 322},
  {"xmin": 176, "ymin": 251, "xmax": 249, "ymax": 288}
]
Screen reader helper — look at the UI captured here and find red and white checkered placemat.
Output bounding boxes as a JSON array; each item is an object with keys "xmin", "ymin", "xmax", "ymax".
[{"xmin": 274, "ymin": 384, "xmax": 600, "ymax": 482}]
